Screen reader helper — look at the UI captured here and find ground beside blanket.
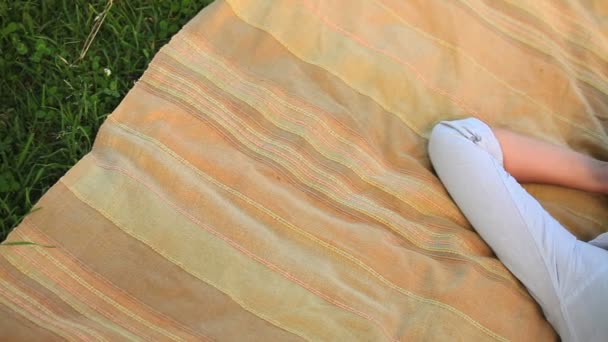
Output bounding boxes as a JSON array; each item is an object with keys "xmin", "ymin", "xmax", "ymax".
[{"xmin": 0, "ymin": 0, "xmax": 212, "ymax": 241}]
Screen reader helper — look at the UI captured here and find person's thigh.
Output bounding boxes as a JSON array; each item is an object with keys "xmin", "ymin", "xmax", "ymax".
[
  {"xmin": 428, "ymin": 118, "xmax": 607, "ymax": 341},
  {"xmin": 561, "ymin": 238, "xmax": 608, "ymax": 341}
]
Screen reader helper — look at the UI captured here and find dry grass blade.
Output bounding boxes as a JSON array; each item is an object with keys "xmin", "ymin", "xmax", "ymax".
[{"xmin": 76, "ymin": 0, "xmax": 114, "ymax": 63}]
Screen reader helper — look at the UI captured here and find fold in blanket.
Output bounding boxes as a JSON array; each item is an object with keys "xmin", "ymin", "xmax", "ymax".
[{"xmin": 1, "ymin": 0, "xmax": 607, "ymax": 340}]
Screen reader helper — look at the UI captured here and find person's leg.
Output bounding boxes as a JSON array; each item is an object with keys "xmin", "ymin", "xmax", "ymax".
[
  {"xmin": 428, "ymin": 118, "xmax": 608, "ymax": 341},
  {"xmin": 589, "ymin": 232, "xmax": 608, "ymax": 250}
]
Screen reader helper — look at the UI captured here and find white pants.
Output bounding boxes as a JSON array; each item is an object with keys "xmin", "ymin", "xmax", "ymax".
[{"xmin": 428, "ymin": 118, "xmax": 608, "ymax": 342}]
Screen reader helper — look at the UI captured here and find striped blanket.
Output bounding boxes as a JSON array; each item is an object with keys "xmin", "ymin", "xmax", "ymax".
[{"xmin": 2, "ymin": 0, "xmax": 607, "ymax": 340}]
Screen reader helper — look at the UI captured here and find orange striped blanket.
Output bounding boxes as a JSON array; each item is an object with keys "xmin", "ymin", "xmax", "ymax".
[{"xmin": 2, "ymin": 0, "xmax": 607, "ymax": 340}]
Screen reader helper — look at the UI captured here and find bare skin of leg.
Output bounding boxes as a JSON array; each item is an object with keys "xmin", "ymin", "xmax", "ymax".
[{"xmin": 492, "ymin": 128, "xmax": 608, "ymax": 194}]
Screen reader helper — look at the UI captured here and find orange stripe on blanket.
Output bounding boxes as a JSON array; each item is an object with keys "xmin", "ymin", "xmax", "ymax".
[
  {"xmin": 0, "ymin": 264, "xmax": 103, "ymax": 341},
  {"xmin": 455, "ymin": 0, "xmax": 608, "ymax": 99},
  {"xmin": 21, "ymin": 220, "xmax": 211, "ymax": 341},
  {"xmin": 60, "ymin": 157, "xmax": 395, "ymax": 341},
  {"xmin": 140, "ymin": 64, "xmax": 518, "ymax": 285},
  {"xmin": 176, "ymin": 28, "xmax": 436, "ymax": 184},
  {"xmin": 225, "ymin": 0, "xmax": 605, "ymax": 142},
  {"xmin": 154, "ymin": 50, "xmax": 468, "ymax": 241},
  {"xmin": 370, "ymin": 0, "xmax": 601, "ymax": 141},
  {"xmin": 166, "ymin": 33, "xmax": 469, "ymax": 229},
  {"xmin": 330, "ymin": 0, "xmax": 608, "ymax": 136},
  {"xmin": 4, "ymin": 233, "xmax": 144, "ymax": 340},
  {"xmin": 5, "ymin": 224, "xmax": 208, "ymax": 341},
  {"xmin": 96, "ymin": 159, "xmax": 399, "ymax": 341}
]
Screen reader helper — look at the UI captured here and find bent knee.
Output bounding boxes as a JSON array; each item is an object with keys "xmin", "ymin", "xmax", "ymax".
[{"xmin": 428, "ymin": 117, "xmax": 503, "ymax": 167}]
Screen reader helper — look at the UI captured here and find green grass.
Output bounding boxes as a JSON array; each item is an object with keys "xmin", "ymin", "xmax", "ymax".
[{"xmin": 0, "ymin": 0, "xmax": 213, "ymax": 241}]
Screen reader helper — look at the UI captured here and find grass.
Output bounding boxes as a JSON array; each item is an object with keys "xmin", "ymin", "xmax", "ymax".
[{"xmin": 0, "ymin": 0, "xmax": 213, "ymax": 241}]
